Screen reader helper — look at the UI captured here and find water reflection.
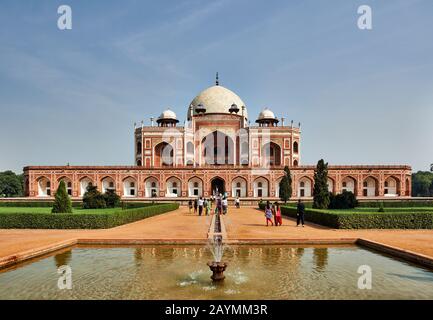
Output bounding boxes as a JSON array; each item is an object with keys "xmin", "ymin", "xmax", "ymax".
[
  {"xmin": 2, "ymin": 245, "xmax": 432, "ymax": 300},
  {"xmin": 313, "ymin": 248, "xmax": 328, "ymax": 271},
  {"xmin": 53, "ymin": 250, "xmax": 72, "ymax": 268}
]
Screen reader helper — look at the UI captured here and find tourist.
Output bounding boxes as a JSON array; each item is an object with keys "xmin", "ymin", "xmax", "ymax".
[
  {"xmin": 216, "ymin": 194, "xmax": 223, "ymax": 215},
  {"xmin": 274, "ymin": 202, "xmax": 282, "ymax": 226},
  {"xmin": 188, "ymin": 199, "xmax": 193, "ymax": 214},
  {"xmin": 222, "ymin": 196, "xmax": 228, "ymax": 215},
  {"xmin": 296, "ymin": 199, "xmax": 305, "ymax": 227},
  {"xmin": 264, "ymin": 203, "xmax": 274, "ymax": 226},
  {"xmin": 235, "ymin": 196, "xmax": 240, "ymax": 208},
  {"xmin": 194, "ymin": 198, "xmax": 198, "ymax": 215},
  {"xmin": 198, "ymin": 197, "xmax": 204, "ymax": 216},
  {"xmin": 205, "ymin": 198, "xmax": 211, "ymax": 216}
]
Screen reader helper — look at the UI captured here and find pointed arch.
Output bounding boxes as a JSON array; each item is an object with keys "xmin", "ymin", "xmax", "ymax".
[
  {"xmin": 144, "ymin": 176, "xmax": 159, "ymax": 198},
  {"xmin": 253, "ymin": 176, "xmax": 269, "ymax": 198},
  {"xmin": 79, "ymin": 176, "xmax": 94, "ymax": 196},
  {"xmin": 298, "ymin": 176, "xmax": 313, "ymax": 198},
  {"xmin": 122, "ymin": 176, "xmax": 137, "ymax": 197},
  {"xmin": 232, "ymin": 176, "xmax": 247, "ymax": 198},
  {"xmin": 188, "ymin": 176, "xmax": 203, "ymax": 197},
  {"xmin": 341, "ymin": 175, "xmax": 357, "ymax": 194},
  {"xmin": 362, "ymin": 176, "xmax": 378, "ymax": 197},
  {"xmin": 37, "ymin": 176, "xmax": 51, "ymax": 197}
]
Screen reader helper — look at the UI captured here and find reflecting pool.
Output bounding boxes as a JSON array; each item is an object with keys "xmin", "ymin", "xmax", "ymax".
[{"xmin": 0, "ymin": 245, "xmax": 432, "ymax": 299}]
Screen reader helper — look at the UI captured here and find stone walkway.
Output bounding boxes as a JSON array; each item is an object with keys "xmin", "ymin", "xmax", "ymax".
[{"xmin": 1, "ymin": 206, "xmax": 433, "ymax": 267}]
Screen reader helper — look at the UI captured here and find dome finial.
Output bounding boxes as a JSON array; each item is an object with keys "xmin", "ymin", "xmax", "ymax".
[{"xmin": 215, "ymin": 72, "xmax": 219, "ymax": 86}]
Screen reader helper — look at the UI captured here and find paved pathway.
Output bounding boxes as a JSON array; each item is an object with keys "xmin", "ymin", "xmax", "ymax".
[{"xmin": 1, "ymin": 206, "xmax": 433, "ymax": 266}]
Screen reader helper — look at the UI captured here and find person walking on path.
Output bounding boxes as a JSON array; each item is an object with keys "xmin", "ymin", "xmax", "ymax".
[
  {"xmin": 235, "ymin": 197, "xmax": 240, "ymax": 209},
  {"xmin": 188, "ymin": 199, "xmax": 193, "ymax": 214},
  {"xmin": 296, "ymin": 199, "xmax": 305, "ymax": 227},
  {"xmin": 194, "ymin": 198, "xmax": 198, "ymax": 215},
  {"xmin": 222, "ymin": 196, "xmax": 228, "ymax": 215},
  {"xmin": 198, "ymin": 197, "xmax": 204, "ymax": 216},
  {"xmin": 216, "ymin": 194, "xmax": 223, "ymax": 215},
  {"xmin": 205, "ymin": 198, "xmax": 211, "ymax": 216},
  {"xmin": 264, "ymin": 203, "xmax": 274, "ymax": 226},
  {"xmin": 274, "ymin": 202, "xmax": 282, "ymax": 226}
]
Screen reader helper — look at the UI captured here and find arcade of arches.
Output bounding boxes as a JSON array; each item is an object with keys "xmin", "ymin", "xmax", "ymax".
[{"xmin": 28, "ymin": 169, "xmax": 411, "ymax": 199}]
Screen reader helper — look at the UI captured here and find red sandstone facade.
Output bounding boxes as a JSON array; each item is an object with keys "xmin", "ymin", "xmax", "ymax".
[{"xmin": 23, "ymin": 82, "xmax": 412, "ymax": 200}]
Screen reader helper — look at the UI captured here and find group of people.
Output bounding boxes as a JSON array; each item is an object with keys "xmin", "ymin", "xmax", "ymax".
[
  {"xmin": 188, "ymin": 194, "xmax": 236, "ymax": 216},
  {"xmin": 263, "ymin": 199, "xmax": 305, "ymax": 227}
]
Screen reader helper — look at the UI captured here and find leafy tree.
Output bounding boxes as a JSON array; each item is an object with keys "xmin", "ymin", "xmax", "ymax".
[
  {"xmin": 82, "ymin": 185, "xmax": 106, "ymax": 209},
  {"xmin": 430, "ymin": 180, "xmax": 433, "ymax": 196},
  {"xmin": 103, "ymin": 189, "xmax": 120, "ymax": 208},
  {"xmin": 313, "ymin": 159, "xmax": 330, "ymax": 209},
  {"xmin": 412, "ymin": 171, "xmax": 433, "ymax": 197},
  {"xmin": 0, "ymin": 171, "xmax": 23, "ymax": 197},
  {"xmin": 52, "ymin": 180, "xmax": 72, "ymax": 213},
  {"xmin": 279, "ymin": 166, "xmax": 292, "ymax": 203}
]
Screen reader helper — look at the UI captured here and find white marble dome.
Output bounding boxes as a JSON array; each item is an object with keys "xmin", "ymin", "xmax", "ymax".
[
  {"xmin": 189, "ymin": 85, "xmax": 248, "ymax": 119},
  {"xmin": 158, "ymin": 109, "xmax": 177, "ymax": 120},
  {"xmin": 257, "ymin": 108, "xmax": 276, "ymax": 120}
]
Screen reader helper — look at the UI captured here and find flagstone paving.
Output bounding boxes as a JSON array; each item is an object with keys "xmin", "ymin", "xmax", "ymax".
[{"xmin": 1, "ymin": 206, "xmax": 433, "ymax": 266}]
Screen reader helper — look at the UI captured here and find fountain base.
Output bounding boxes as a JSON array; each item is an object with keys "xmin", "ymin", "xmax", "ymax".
[{"xmin": 207, "ymin": 261, "xmax": 227, "ymax": 281}]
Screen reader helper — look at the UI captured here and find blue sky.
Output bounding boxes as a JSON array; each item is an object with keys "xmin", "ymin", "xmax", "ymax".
[{"xmin": 0, "ymin": 0, "xmax": 432, "ymax": 172}]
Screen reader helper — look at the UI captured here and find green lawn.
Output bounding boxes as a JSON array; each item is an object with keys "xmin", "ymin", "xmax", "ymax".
[{"xmin": 0, "ymin": 207, "xmax": 120, "ymax": 215}]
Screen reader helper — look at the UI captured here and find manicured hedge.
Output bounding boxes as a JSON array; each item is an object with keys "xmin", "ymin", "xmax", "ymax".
[
  {"xmin": 0, "ymin": 201, "xmax": 82, "ymax": 208},
  {"xmin": 0, "ymin": 201, "xmax": 155, "ymax": 209},
  {"xmin": 0, "ymin": 203, "xmax": 179, "ymax": 229},
  {"xmin": 278, "ymin": 206, "xmax": 433, "ymax": 229},
  {"xmin": 358, "ymin": 200, "xmax": 433, "ymax": 208}
]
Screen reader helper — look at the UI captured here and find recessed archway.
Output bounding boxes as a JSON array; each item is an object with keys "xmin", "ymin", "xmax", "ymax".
[
  {"xmin": 145, "ymin": 177, "xmax": 159, "ymax": 198},
  {"xmin": 341, "ymin": 176, "xmax": 356, "ymax": 194},
  {"xmin": 123, "ymin": 177, "xmax": 137, "ymax": 197},
  {"xmin": 211, "ymin": 177, "xmax": 225, "ymax": 196},
  {"xmin": 202, "ymin": 131, "xmax": 235, "ymax": 165},
  {"xmin": 37, "ymin": 176, "xmax": 51, "ymax": 197},
  {"xmin": 253, "ymin": 177, "xmax": 269, "ymax": 198},
  {"xmin": 188, "ymin": 177, "xmax": 203, "ymax": 197},
  {"xmin": 79, "ymin": 177, "xmax": 93, "ymax": 197},
  {"xmin": 166, "ymin": 176, "xmax": 181, "ymax": 197},
  {"xmin": 232, "ymin": 177, "xmax": 247, "ymax": 198},
  {"xmin": 363, "ymin": 176, "xmax": 378, "ymax": 197}
]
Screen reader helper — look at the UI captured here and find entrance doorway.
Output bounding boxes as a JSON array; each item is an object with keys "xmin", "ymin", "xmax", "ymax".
[{"xmin": 211, "ymin": 177, "xmax": 225, "ymax": 196}]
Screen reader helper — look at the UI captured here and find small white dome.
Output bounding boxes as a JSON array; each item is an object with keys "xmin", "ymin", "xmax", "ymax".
[
  {"xmin": 257, "ymin": 108, "xmax": 276, "ymax": 120},
  {"xmin": 159, "ymin": 109, "xmax": 177, "ymax": 120}
]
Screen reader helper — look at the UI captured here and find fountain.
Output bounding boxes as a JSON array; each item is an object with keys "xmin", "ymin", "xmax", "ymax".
[{"xmin": 207, "ymin": 213, "xmax": 228, "ymax": 282}]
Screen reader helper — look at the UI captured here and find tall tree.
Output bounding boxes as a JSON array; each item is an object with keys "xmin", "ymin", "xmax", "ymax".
[
  {"xmin": 0, "ymin": 171, "xmax": 23, "ymax": 197},
  {"xmin": 52, "ymin": 180, "xmax": 72, "ymax": 213},
  {"xmin": 279, "ymin": 166, "xmax": 292, "ymax": 203},
  {"xmin": 313, "ymin": 159, "xmax": 330, "ymax": 209}
]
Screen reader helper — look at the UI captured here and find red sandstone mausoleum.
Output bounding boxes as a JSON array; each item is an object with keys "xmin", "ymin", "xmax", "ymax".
[{"xmin": 23, "ymin": 78, "xmax": 412, "ymax": 201}]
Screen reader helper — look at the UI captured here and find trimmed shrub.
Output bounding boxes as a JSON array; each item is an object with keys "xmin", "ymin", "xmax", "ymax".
[
  {"xmin": 82, "ymin": 185, "xmax": 106, "ymax": 209},
  {"xmin": 103, "ymin": 189, "xmax": 121, "ymax": 208},
  {"xmin": 0, "ymin": 203, "xmax": 179, "ymax": 229},
  {"xmin": 52, "ymin": 181, "xmax": 72, "ymax": 213},
  {"xmin": 329, "ymin": 191, "xmax": 358, "ymax": 209},
  {"xmin": 0, "ymin": 201, "xmax": 82, "ymax": 208},
  {"xmin": 358, "ymin": 200, "xmax": 433, "ymax": 208}
]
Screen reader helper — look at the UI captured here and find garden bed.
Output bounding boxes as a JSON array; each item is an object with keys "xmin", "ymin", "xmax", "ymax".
[{"xmin": 0, "ymin": 203, "xmax": 179, "ymax": 229}]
